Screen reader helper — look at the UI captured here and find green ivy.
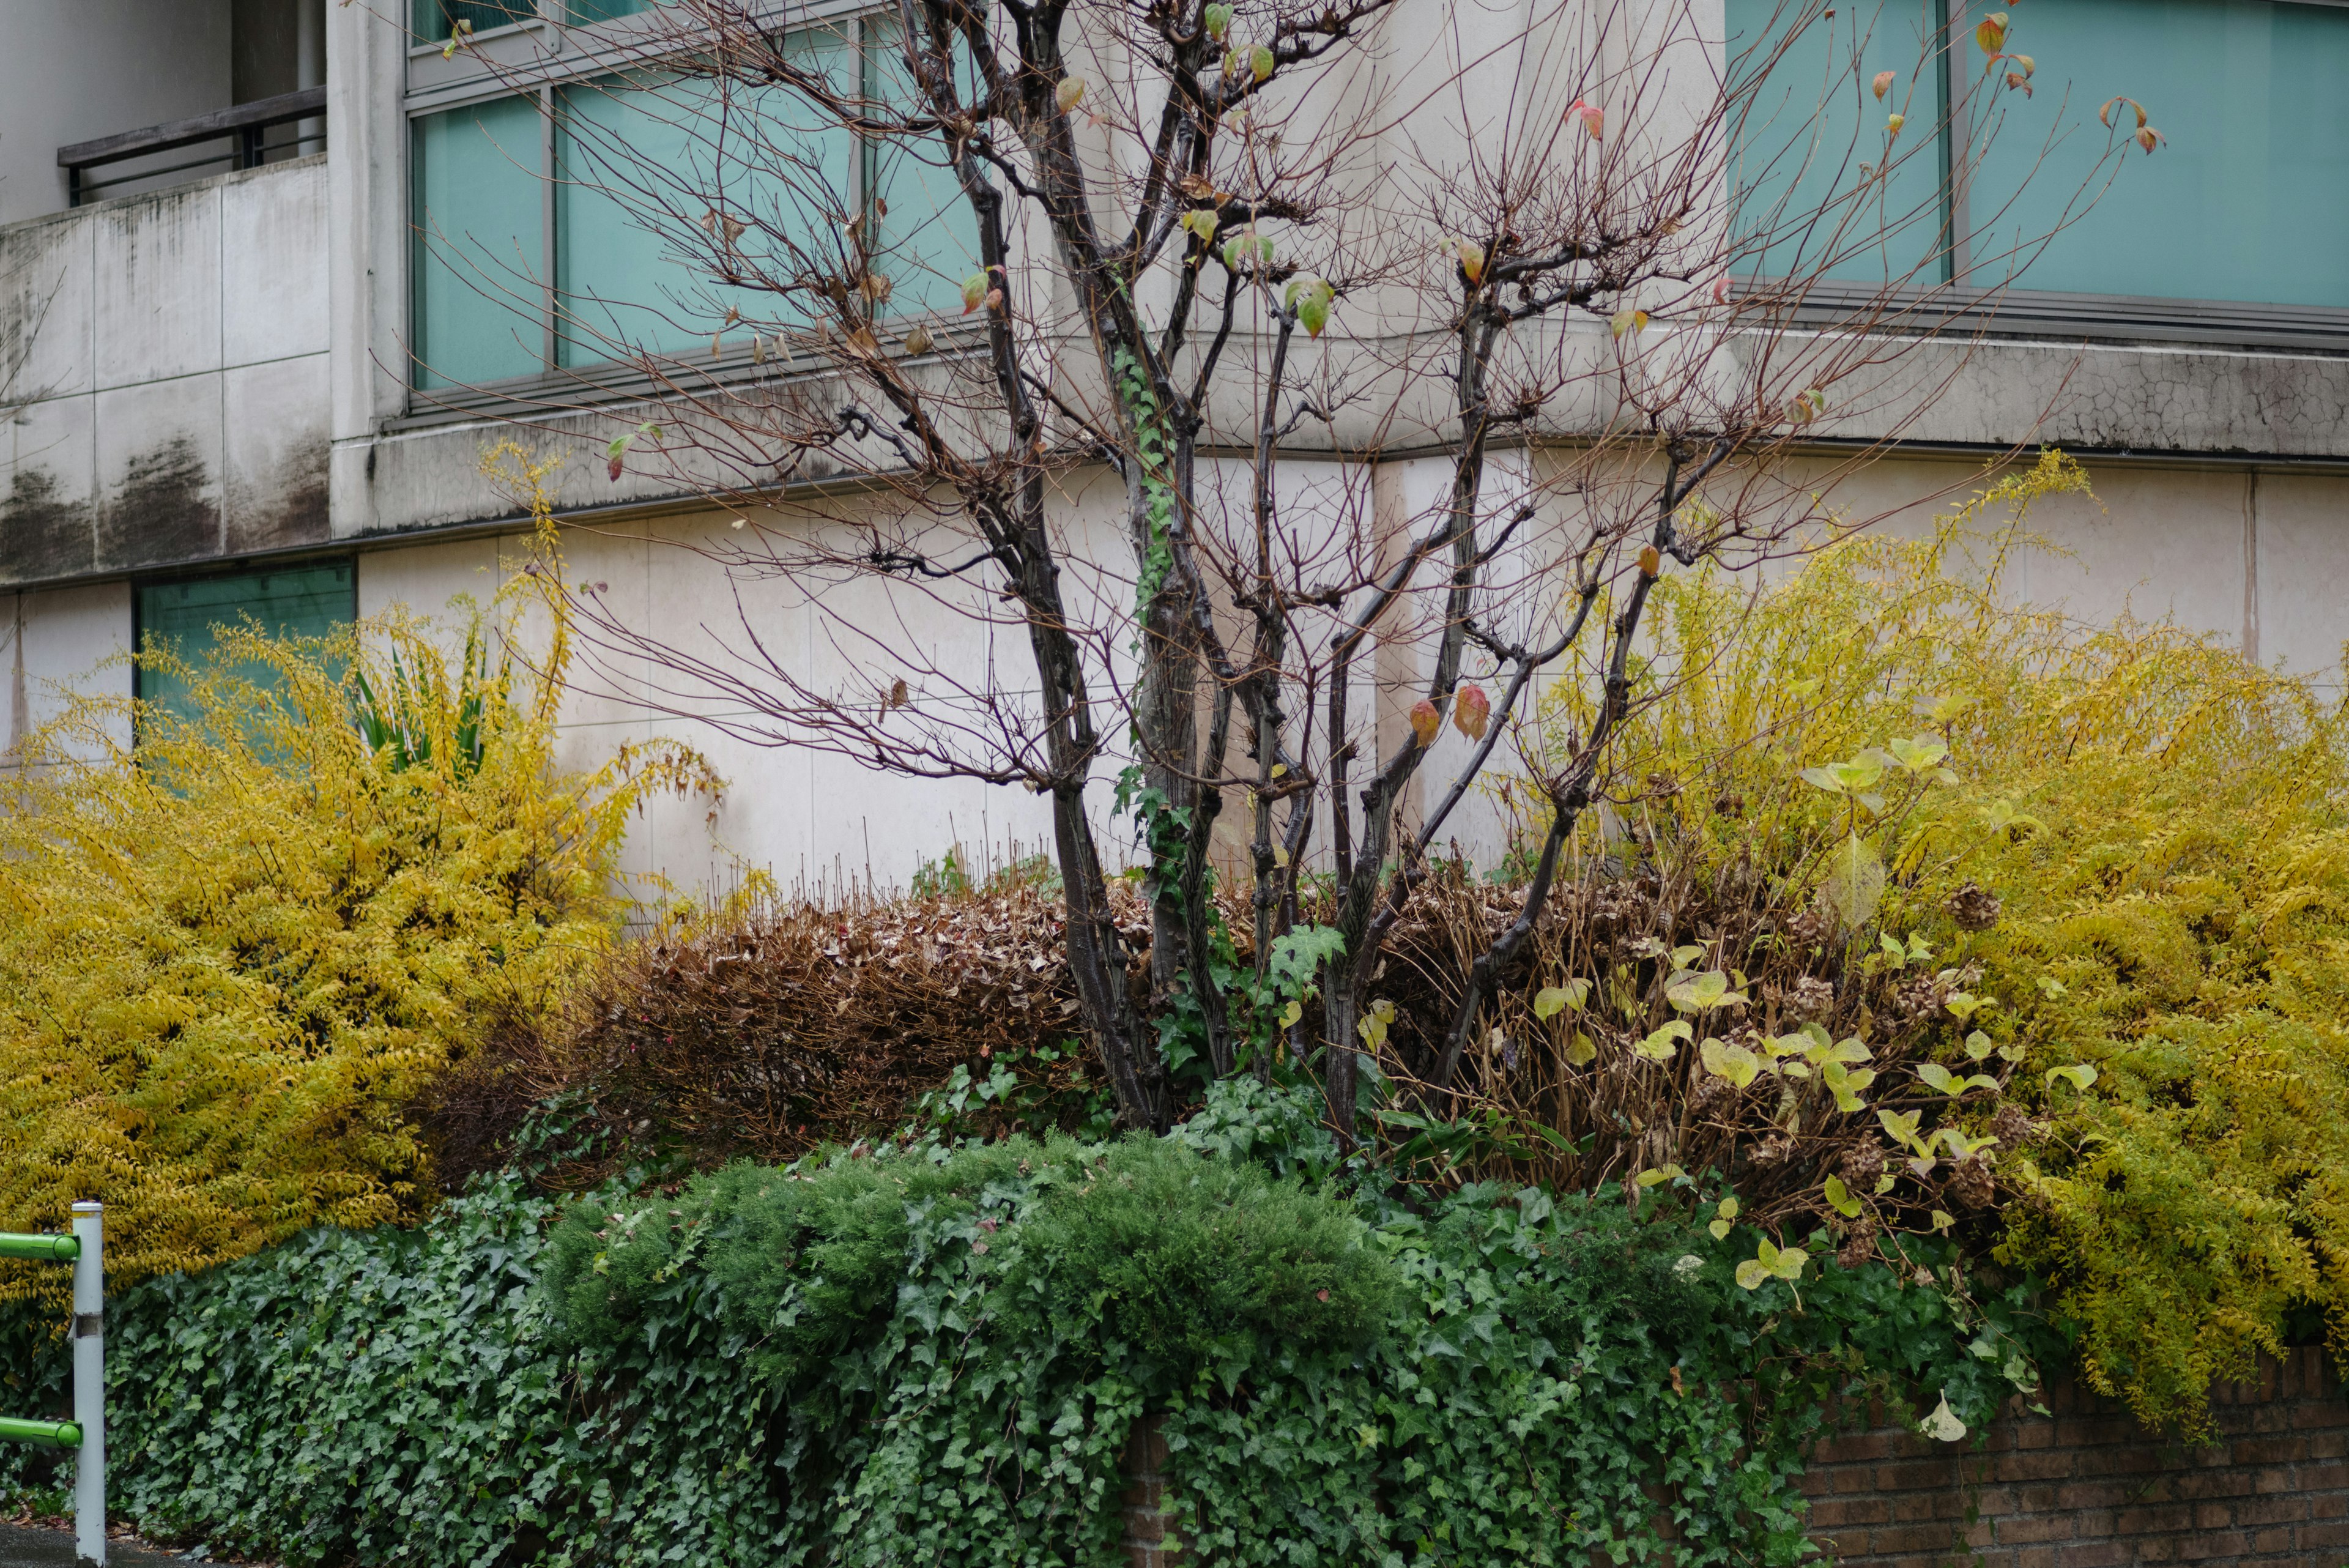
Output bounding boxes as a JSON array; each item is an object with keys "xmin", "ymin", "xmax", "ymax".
[{"xmin": 0, "ymin": 1094, "xmax": 2057, "ymax": 1567}]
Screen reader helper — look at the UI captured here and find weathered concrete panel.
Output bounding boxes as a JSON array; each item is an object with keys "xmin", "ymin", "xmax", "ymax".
[
  {"xmin": 1, "ymin": 394, "xmax": 97, "ymax": 581},
  {"xmin": 222, "ymin": 160, "xmax": 328, "ymax": 369},
  {"xmin": 1, "ymin": 215, "xmax": 94, "ymax": 406},
  {"xmin": 94, "ymin": 186, "xmax": 223, "ymax": 392},
  {"xmin": 223, "ymin": 356, "xmax": 330, "ymax": 554},
  {"xmin": 97, "ymin": 375, "xmax": 225, "ymax": 570}
]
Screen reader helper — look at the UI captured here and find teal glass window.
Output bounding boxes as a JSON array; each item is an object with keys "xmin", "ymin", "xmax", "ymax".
[
  {"xmin": 565, "ymin": 0, "xmax": 662, "ymax": 21},
  {"xmin": 413, "ymin": 1, "xmax": 536, "ymax": 43},
  {"xmin": 865, "ymin": 17, "xmax": 985, "ymax": 316},
  {"xmin": 555, "ymin": 38, "xmax": 856, "ymax": 366},
  {"xmin": 1726, "ymin": 0, "xmax": 1952, "ymax": 286},
  {"xmin": 411, "ymin": 95, "xmax": 547, "ymax": 388},
  {"xmin": 414, "ymin": 20, "xmax": 988, "ymax": 389},
  {"xmin": 135, "ymin": 562, "xmax": 358, "ymax": 729},
  {"xmin": 1961, "ymin": 0, "xmax": 2349, "ymax": 308}
]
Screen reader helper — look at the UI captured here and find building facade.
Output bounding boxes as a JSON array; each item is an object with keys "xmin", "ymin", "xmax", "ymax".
[{"xmin": 3, "ymin": 0, "xmax": 2346, "ymax": 894}]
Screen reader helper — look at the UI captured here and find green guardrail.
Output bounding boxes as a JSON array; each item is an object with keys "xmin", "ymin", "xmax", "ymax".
[
  {"xmin": 0, "ymin": 1232, "xmax": 78, "ymax": 1263},
  {"xmin": 0, "ymin": 1415, "xmax": 81, "ymax": 1449},
  {"xmin": 0, "ymin": 1206, "xmax": 104, "ymax": 1566}
]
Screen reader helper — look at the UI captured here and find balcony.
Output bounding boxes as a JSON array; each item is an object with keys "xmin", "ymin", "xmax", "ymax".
[
  {"xmin": 1, "ymin": 108, "xmax": 330, "ymax": 588},
  {"xmin": 59, "ymin": 86, "xmax": 327, "ymax": 209}
]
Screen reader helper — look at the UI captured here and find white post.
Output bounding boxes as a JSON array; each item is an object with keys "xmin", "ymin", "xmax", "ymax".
[{"xmin": 71, "ymin": 1201, "xmax": 103, "ymax": 1568}]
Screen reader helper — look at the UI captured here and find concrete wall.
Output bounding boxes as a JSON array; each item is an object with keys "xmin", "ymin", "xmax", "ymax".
[
  {"xmin": 0, "ymin": 157, "xmax": 332, "ymax": 586},
  {"xmin": 0, "ymin": 2, "xmax": 235, "ymax": 227}
]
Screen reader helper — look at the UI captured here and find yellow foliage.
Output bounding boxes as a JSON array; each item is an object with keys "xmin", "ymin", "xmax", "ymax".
[
  {"xmin": 0, "ymin": 475, "xmax": 717, "ymax": 1306},
  {"xmin": 1567, "ymin": 450, "xmax": 2349, "ymax": 1427}
]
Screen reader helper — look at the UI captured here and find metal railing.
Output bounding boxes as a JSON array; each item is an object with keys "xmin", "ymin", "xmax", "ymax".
[
  {"xmin": 0, "ymin": 1203, "xmax": 104, "ymax": 1567},
  {"xmin": 59, "ymin": 87, "xmax": 327, "ymax": 207}
]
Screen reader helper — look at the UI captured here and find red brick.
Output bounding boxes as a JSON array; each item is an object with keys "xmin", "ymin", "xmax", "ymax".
[
  {"xmin": 2228, "ymin": 1491, "xmax": 2307, "ymax": 1526},
  {"xmin": 1991, "ymin": 1449, "xmax": 2074, "ymax": 1483},
  {"xmin": 2110, "ymin": 1502, "xmax": 2195, "ymax": 1534}
]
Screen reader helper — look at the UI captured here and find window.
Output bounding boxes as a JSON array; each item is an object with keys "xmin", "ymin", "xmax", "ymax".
[
  {"xmin": 1726, "ymin": 0, "xmax": 1953, "ymax": 287},
  {"xmin": 408, "ymin": 12, "xmax": 982, "ymax": 392},
  {"xmin": 414, "ymin": 1, "xmax": 539, "ymax": 43},
  {"xmin": 1727, "ymin": 0, "xmax": 2349, "ymax": 315},
  {"xmin": 135, "ymin": 562, "xmax": 358, "ymax": 729},
  {"xmin": 1960, "ymin": 0, "xmax": 2349, "ymax": 308}
]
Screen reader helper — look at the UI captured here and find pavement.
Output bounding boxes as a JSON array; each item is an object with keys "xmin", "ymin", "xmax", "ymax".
[{"xmin": 0, "ymin": 1525, "xmax": 185, "ymax": 1568}]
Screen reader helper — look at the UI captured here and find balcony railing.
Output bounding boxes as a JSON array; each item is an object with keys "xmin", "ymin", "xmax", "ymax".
[{"xmin": 59, "ymin": 86, "xmax": 327, "ymax": 207}]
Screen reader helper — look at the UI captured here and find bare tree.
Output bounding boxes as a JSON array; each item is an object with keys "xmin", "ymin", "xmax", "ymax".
[{"xmin": 421, "ymin": 0, "xmax": 2139, "ymax": 1134}]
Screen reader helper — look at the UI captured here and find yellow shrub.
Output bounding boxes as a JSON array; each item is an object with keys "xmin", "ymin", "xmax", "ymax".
[
  {"xmin": 1560, "ymin": 450, "xmax": 2349, "ymax": 1427},
  {"xmin": 0, "ymin": 602, "xmax": 715, "ymax": 1307}
]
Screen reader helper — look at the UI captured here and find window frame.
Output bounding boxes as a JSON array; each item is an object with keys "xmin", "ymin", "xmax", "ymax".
[
  {"xmin": 1737, "ymin": 0, "xmax": 2349, "ymax": 352},
  {"xmin": 403, "ymin": 0, "xmax": 971, "ymax": 414}
]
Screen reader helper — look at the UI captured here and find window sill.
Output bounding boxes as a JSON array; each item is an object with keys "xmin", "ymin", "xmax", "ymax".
[
  {"xmin": 392, "ymin": 316, "xmax": 990, "ymax": 431},
  {"xmin": 1775, "ymin": 280, "xmax": 2349, "ymax": 358}
]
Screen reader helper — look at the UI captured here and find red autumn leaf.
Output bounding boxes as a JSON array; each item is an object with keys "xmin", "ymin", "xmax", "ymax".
[
  {"xmin": 1453, "ymin": 683, "xmax": 1491, "ymax": 741},
  {"xmin": 1872, "ymin": 70, "xmax": 1896, "ymax": 102},
  {"xmin": 1409, "ymin": 698, "xmax": 1442, "ymax": 746}
]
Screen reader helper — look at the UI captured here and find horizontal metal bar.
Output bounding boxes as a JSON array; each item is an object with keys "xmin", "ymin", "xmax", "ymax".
[
  {"xmin": 0, "ymin": 1417, "xmax": 81, "ymax": 1449},
  {"xmin": 72, "ymin": 132, "xmax": 326, "ymax": 197},
  {"xmin": 0, "ymin": 1232, "xmax": 80, "ymax": 1262},
  {"xmin": 60, "ymin": 85, "xmax": 327, "ymax": 172}
]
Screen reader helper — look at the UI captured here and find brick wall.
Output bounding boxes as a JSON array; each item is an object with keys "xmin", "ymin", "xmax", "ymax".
[
  {"xmin": 1806, "ymin": 1346, "xmax": 2349, "ymax": 1566},
  {"xmin": 1118, "ymin": 1348, "xmax": 2349, "ymax": 1566}
]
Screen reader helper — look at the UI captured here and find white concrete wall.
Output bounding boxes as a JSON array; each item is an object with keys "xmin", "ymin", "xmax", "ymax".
[{"xmin": 0, "ymin": 157, "xmax": 332, "ymax": 584}]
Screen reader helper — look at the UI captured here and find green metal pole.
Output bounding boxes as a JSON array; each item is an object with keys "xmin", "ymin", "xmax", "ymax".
[
  {"xmin": 0, "ymin": 1416, "xmax": 81, "ymax": 1449},
  {"xmin": 0, "ymin": 1232, "xmax": 78, "ymax": 1262}
]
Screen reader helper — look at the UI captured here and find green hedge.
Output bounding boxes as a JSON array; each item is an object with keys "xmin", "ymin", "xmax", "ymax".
[{"xmin": 7, "ymin": 1089, "xmax": 2052, "ymax": 1567}]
